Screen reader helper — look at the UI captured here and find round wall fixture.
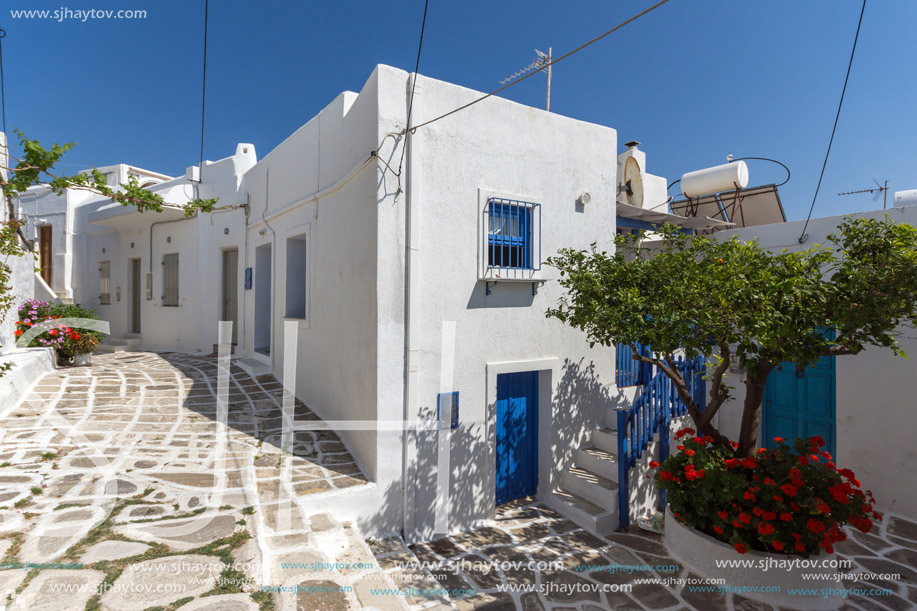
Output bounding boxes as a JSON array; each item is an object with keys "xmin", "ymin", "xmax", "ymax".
[
  {"xmin": 224, "ymin": 228, "xmax": 229, "ymax": 235},
  {"xmin": 166, "ymin": 236, "xmax": 171, "ymax": 243}
]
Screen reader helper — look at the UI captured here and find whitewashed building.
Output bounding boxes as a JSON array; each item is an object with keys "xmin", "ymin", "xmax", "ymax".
[{"xmin": 15, "ymin": 65, "xmax": 720, "ymax": 539}]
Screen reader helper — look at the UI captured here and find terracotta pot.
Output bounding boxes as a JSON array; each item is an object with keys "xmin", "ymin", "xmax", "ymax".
[{"xmin": 664, "ymin": 507, "xmax": 843, "ymax": 609}]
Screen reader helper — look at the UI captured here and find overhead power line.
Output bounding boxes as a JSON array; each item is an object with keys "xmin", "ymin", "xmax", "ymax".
[
  {"xmin": 407, "ymin": 0, "xmax": 673, "ymax": 134},
  {"xmin": 798, "ymin": 0, "xmax": 867, "ymax": 244},
  {"xmin": 398, "ymin": 0, "xmax": 430, "ymax": 177},
  {"xmin": 0, "ymin": 25, "xmax": 7, "ymax": 135},
  {"xmin": 199, "ymin": 0, "xmax": 209, "ymax": 176}
]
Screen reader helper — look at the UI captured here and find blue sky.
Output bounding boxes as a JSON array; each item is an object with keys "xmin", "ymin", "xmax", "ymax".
[{"xmin": 2, "ymin": 0, "xmax": 915, "ymax": 220}]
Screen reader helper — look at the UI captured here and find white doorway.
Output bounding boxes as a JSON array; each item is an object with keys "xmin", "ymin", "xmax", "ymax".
[{"xmin": 254, "ymin": 243, "xmax": 272, "ymax": 356}]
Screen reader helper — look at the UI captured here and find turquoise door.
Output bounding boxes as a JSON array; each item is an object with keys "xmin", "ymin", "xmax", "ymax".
[
  {"xmin": 495, "ymin": 371, "xmax": 539, "ymax": 505},
  {"xmin": 763, "ymin": 352, "xmax": 836, "ymax": 456}
]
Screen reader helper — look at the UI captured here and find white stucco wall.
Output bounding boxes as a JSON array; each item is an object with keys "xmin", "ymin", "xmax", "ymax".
[
  {"xmin": 712, "ymin": 205, "xmax": 917, "ymax": 520},
  {"xmin": 240, "ymin": 79, "xmax": 389, "ymax": 528},
  {"xmin": 376, "ymin": 67, "xmax": 619, "ymax": 539},
  {"xmin": 236, "ymin": 65, "xmax": 630, "ymax": 538}
]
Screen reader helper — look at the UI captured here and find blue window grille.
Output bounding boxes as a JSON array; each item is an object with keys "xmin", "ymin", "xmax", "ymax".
[{"xmin": 485, "ymin": 198, "xmax": 541, "ymax": 271}]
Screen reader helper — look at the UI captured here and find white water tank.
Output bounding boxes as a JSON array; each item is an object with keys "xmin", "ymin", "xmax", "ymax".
[
  {"xmin": 681, "ymin": 161, "xmax": 749, "ymax": 197},
  {"xmin": 894, "ymin": 190, "xmax": 917, "ymax": 207}
]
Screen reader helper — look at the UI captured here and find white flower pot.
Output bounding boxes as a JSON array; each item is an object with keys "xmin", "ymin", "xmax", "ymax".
[{"xmin": 664, "ymin": 507, "xmax": 843, "ymax": 609}]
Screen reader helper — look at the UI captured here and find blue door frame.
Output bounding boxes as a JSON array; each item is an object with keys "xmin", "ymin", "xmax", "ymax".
[
  {"xmin": 495, "ymin": 371, "xmax": 539, "ymax": 505},
  {"xmin": 763, "ymin": 351, "xmax": 837, "ymax": 456}
]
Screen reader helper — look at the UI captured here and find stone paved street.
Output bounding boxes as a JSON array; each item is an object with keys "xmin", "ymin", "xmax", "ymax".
[
  {"xmin": 371, "ymin": 498, "xmax": 917, "ymax": 611},
  {"xmin": 0, "ymin": 352, "xmax": 915, "ymax": 610}
]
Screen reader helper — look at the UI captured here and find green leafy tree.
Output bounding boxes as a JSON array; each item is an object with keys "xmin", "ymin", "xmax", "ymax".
[
  {"xmin": 547, "ymin": 218, "xmax": 917, "ymax": 457},
  {"xmin": 0, "ymin": 130, "xmax": 227, "ymax": 374}
]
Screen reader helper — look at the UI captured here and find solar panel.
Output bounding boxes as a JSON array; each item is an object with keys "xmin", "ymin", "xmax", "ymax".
[{"xmin": 669, "ymin": 184, "xmax": 786, "ymax": 232}]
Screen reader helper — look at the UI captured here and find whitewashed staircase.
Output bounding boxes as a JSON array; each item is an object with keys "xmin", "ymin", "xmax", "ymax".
[{"xmin": 548, "ymin": 409, "xmax": 662, "ymax": 536}]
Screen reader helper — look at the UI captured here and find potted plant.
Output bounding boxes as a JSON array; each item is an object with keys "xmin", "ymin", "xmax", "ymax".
[
  {"xmin": 15, "ymin": 300, "xmax": 104, "ymax": 366},
  {"xmin": 649, "ymin": 429, "xmax": 878, "ymax": 607}
]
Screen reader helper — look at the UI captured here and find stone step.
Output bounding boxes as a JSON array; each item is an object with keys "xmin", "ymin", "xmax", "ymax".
[
  {"xmin": 590, "ymin": 427, "xmax": 619, "ymax": 455},
  {"xmin": 605, "ymin": 409, "xmax": 621, "ymax": 431},
  {"xmin": 562, "ymin": 466, "xmax": 618, "ymax": 508},
  {"xmin": 236, "ymin": 358, "xmax": 272, "ymax": 378},
  {"xmin": 575, "ymin": 446, "xmax": 619, "ymax": 482},
  {"xmin": 549, "ymin": 488, "xmax": 618, "ymax": 535}
]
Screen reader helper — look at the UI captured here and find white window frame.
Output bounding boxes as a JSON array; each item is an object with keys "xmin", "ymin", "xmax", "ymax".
[{"xmin": 477, "ymin": 188, "xmax": 545, "ymax": 282}]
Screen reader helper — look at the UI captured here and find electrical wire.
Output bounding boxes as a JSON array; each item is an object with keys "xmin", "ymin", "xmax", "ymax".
[
  {"xmin": 398, "ymin": 0, "xmax": 430, "ymax": 178},
  {"xmin": 407, "ymin": 0, "xmax": 672, "ymax": 134},
  {"xmin": 0, "ymin": 26, "xmax": 6, "ymax": 135},
  {"xmin": 199, "ymin": 0, "xmax": 209, "ymax": 177},
  {"xmin": 733, "ymin": 157, "xmax": 791, "ymax": 188},
  {"xmin": 798, "ymin": 0, "xmax": 866, "ymax": 244}
]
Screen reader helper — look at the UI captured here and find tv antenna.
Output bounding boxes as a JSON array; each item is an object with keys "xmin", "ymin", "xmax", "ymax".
[
  {"xmin": 500, "ymin": 47, "xmax": 552, "ymax": 111},
  {"xmin": 838, "ymin": 179, "xmax": 889, "ymax": 209}
]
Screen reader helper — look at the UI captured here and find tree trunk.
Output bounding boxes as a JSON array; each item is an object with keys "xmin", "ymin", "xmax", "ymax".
[{"xmin": 736, "ymin": 366, "xmax": 773, "ymax": 457}]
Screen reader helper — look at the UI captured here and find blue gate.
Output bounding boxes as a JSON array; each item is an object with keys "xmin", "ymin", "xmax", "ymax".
[{"xmin": 495, "ymin": 371, "xmax": 539, "ymax": 505}]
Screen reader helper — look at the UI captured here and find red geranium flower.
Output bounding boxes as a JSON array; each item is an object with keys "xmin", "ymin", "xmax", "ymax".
[
  {"xmin": 772, "ymin": 540, "xmax": 784, "ymax": 551},
  {"xmin": 763, "ymin": 511, "xmax": 777, "ymax": 521},
  {"xmin": 807, "ymin": 519, "xmax": 826, "ymax": 534},
  {"xmin": 714, "ymin": 526, "xmax": 723, "ymax": 535},
  {"xmin": 759, "ymin": 522, "xmax": 775, "ymax": 535},
  {"xmin": 685, "ymin": 449, "xmax": 695, "ymax": 456},
  {"xmin": 773, "ymin": 437, "xmax": 784, "ymax": 443},
  {"xmin": 780, "ymin": 512, "xmax": 792, "ymax": 521},
  {"xmin": 717, "ymin": 510, "xmax": 729, "ymax": 520},
  {"xmin": 781, "ymin": 484, "xmax": 798, "ymax": 497},
  {"xmin": 739, "ymin": 513, "xmax": 751, "ymax": 524},
  {"xmin": 795, "ymin": 542, "xmax": 806, "ymax": 552},
  {"xmin": 649, "ymin": 461, "xmax": 659, "ymax": 469},
  {"xmin": 735, "ymin": 543, "xmax": 748, "ymax": 554}
]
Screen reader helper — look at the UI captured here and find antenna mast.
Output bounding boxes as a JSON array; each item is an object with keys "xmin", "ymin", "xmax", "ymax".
[
  {"xmin": 500, "ymin": 48, "xmax": 552, "ymax": 111},
  {"xmin": 838, "ymin": 179, "xmax": 889, "ymax": 209}
]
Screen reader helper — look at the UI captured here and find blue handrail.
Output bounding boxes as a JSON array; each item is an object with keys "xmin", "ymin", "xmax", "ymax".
[{"xmin": 616, "ymin": 355, "xmax": 706, "ymax": 529}]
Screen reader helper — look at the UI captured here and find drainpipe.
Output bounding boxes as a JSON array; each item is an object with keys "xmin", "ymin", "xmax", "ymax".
[{"xmin": 401, "ymin": 72, "xmax": 421, "ymax": 543}]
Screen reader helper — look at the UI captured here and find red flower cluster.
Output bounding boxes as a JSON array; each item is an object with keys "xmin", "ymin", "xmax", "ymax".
[{"xmin": 655, "ymin": 434, "xmax": 881, "ymax": 558}]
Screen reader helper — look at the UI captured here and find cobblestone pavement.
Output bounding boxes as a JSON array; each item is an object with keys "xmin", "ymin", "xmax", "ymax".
[
  {"xmin": 1, "ymin": 352, "xmax": 915, "ymax": 610},
  {"xmin": 373, "ymin": 500, "xmax": 917, "ymax": 611}
]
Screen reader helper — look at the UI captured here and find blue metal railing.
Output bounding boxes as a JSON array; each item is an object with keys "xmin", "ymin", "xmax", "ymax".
[
  {"xmin": 616, "ymin": 343, "xmax": 652, "ymax": 387},
  {"xmin": 616, "ymin": 355, "xmax": 706, "ymax": 529}
]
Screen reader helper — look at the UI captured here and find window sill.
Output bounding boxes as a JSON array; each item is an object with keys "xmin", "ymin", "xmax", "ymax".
[
  {"xmin": 478, "ymin": 267, "xmax": 549, "ymax": 282},
  {"xmin": 282, "ymin": 317, "xmax": 310, "ymax": 330}
]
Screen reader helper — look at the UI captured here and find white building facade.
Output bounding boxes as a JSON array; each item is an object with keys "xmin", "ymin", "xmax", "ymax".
[{"xmin": 17, "ymin": 65, "xmax": 688, "ymax": 539}]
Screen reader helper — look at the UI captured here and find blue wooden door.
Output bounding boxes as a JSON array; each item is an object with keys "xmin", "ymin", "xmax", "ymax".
[
  {"xmin": 763, "ymin": 352, "xmax": 836, "ymax": 456},
  {"xmin": 495, "ymin": 371, "xmax": 539, "ymax": 505}
]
